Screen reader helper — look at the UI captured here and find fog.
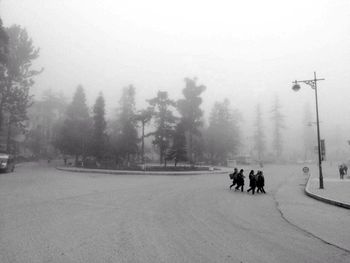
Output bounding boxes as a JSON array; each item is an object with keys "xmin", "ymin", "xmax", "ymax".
[{"xmin": 2, "ymin": 0, "xmax": 350, "ymax": 160}]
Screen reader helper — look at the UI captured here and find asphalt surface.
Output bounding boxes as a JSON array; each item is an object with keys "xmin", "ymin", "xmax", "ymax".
[{"xmin": 0, "ymin": 162, "xmax": 349, "ymax": 263}]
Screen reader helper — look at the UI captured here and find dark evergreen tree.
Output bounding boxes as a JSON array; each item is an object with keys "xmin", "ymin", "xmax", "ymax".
[
  {"xmin": 91, "ymin": 92, "xmax": 107, "ymax": 161},
  {"xmin": 253, "ymin": 103, "xmax": 265, "ymax": 162},
  {"xmin": 148, "ymin": 91, "xmax": 176, "ymax": 166},
  {"xmin": 177, "ymin": 77, "xmax": 206, "ymax": 165},
  {"xmin": 112, "ymin": 85, "xmax": 138, "ymax": 165},
  {"xmin": 271, "ymin": 96, "xmax": 285, "ymax": 160},
  {"xmin": 166, "ymin": 122, "xmax": 187, "ymax": 166},
  {"xmin": 55, "ymin": 85, "xmax": 90, "ymax": 165},
  {"xmin": 205, "ymin": 99, "xmax": 241, "ymax": 164}
]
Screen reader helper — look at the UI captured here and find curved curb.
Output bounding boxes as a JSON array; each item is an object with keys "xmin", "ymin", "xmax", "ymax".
[
  {"xmin": 305, "ymin": 174, "xmax": 350, "ymax": 209},
  {"xmin": 56, "ymin": 166, "xmax": 229, "ymax": 176}
]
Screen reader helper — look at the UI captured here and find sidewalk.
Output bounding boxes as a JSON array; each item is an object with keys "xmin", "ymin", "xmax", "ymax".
[{"xmin": 305, "ymin": 164, "xmax": 350, "ymax": 209}]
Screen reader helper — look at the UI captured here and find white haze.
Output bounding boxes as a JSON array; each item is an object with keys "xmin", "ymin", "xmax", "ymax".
[{"xmin": 1, "ymin": 0, "xmax": 350, "ymax": 159}]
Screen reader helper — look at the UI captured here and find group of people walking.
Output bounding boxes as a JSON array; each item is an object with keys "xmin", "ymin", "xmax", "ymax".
[{"xmin": 229, "ymin": 168, "xmax": 266, "ymax": 195}]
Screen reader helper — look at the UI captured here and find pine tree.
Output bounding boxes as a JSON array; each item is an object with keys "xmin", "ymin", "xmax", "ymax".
[
  {"xmin": 254, "ymin": 103, "xmax": 265, "ymax": 162},
  {"xmin": 112, "ymin": 85, "xmax": 138, "ymax": 165},
  {"xmin": 92, "ymin": 92, "xmax": 107, "ymax": 161},
  {"xmin": 148, "ymin": 91, "xmax": 176, "ymax": 166},
  {"xmin": 205, "ymin": 99, "xmax": 241, "ymax": 164},
  {"xmin": 271, "ymin": 96, "xmax": 285, "ymax": 161},
  {"xmin": 177, "ymin": 77, "xmax": 206, "ymax": 165},
  {"xmin": 56, "ymin": 85, "xmax": 91, "ymax": 166}
]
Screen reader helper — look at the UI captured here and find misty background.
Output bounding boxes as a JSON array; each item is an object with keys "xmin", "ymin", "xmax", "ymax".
[{"xmin": 1, "ymin": 0, "xmax": 350, "ymax": 161}]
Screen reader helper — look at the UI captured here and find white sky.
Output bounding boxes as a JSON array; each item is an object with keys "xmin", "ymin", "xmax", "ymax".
[{"xmin": 1, "ymin": 0, "xmax": 350, "ymax": 156}]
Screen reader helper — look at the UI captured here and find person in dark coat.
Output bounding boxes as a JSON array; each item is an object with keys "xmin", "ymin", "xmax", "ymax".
[
  {"xmin": 235, "ymin": 169, "xmax": 245, "ymax": 192},
  {"xmin": 247, "ymin": 170, "xmax": 257, "ymax": 194},
  {"xmin": 229, "ymin": 168, "xmax": 238, "ymax": 189},
  {"xmin": 256, "ymin": 170, "xmax": 266, "ymax": 193}
]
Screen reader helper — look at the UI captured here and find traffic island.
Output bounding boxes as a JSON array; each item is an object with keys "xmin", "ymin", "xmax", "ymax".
[{"xmin": 56, "ymin": 166, "xmax": 230, "ymax": 176}]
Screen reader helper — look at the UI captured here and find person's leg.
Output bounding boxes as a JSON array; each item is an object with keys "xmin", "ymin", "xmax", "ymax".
[{"xmin": 252, "ymin": 187, "xmax": 255, "ymax": 195}]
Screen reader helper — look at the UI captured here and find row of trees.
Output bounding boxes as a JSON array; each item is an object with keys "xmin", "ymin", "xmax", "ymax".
[
  {"xmin": 0, "ymin": 16, "xmax": 286, "ymax": 165},
  {"xmin": 53, "ymin": 78, "xmax": 243, "ymax": 167}
]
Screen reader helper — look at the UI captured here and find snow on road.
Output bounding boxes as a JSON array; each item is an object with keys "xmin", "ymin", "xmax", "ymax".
[{"xmin": 0, "ymin": 163, "xmax": 349, "ymax": 263}]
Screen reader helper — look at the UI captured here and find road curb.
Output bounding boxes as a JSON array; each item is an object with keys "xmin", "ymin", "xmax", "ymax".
[
  {"xmin": 56, "ymin": 166, "xmax": 229, "ymax": 176},
  {"xmin": 305, "ymin": 174, "xmax": 350, "ymax": 209}
]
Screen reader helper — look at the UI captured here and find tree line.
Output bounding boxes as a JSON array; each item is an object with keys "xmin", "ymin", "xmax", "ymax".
[
  {"xmin": 52, "ymin": 78, "xmax": 242, "ymax": 167},
  {"xmin": 0, "ymin": 16, "xmax": 287, "ymax": 166}
]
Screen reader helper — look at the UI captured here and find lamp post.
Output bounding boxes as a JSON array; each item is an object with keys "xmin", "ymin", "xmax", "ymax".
[{"xmin": 292, "ymin": 72, "xmax": 325, "ymax": 189}]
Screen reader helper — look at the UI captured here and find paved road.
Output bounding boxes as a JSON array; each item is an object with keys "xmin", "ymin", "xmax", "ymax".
[{"xmin": 0, "ymin": 163, "xmax": 349, "ymax": 263}]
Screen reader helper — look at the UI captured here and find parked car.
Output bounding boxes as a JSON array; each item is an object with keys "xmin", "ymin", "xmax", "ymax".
[{"xmin": 0, "ymin": 153, "xmax": 15, "ymax": 173}]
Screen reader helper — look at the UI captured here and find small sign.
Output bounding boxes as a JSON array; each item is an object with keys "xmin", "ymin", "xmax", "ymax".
[{"xmin": 303, "ymin": 167, "xmax": 309, "ymax": 174}]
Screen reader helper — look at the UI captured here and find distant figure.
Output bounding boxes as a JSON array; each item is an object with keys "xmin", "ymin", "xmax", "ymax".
[
  {"xmin": 235, "ymin": 169, "xmax": 245, "ymax": 192},
  {"xmin": 339, "ymin": 165, "xmax": 345, "ymax": 179},
  {"xmin": 247, "ymin": 170, "xmax": 257, "ymax": 194},
  {"xmin": 256, "ymin": 171, "xmax": 266, "ymax": 193},
  {"xmin": 63, "ymin": 156, "xmax": 67, "ymax": 166},
  {"xmin": 229, "ymin": 168, "xmax": 238, "ymax": 189}
]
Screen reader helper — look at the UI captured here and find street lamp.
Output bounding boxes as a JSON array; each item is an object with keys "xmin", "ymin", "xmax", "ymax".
[{"xmin": 292, "ymin": 72, "xmax": 325, "ymax": 189}]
